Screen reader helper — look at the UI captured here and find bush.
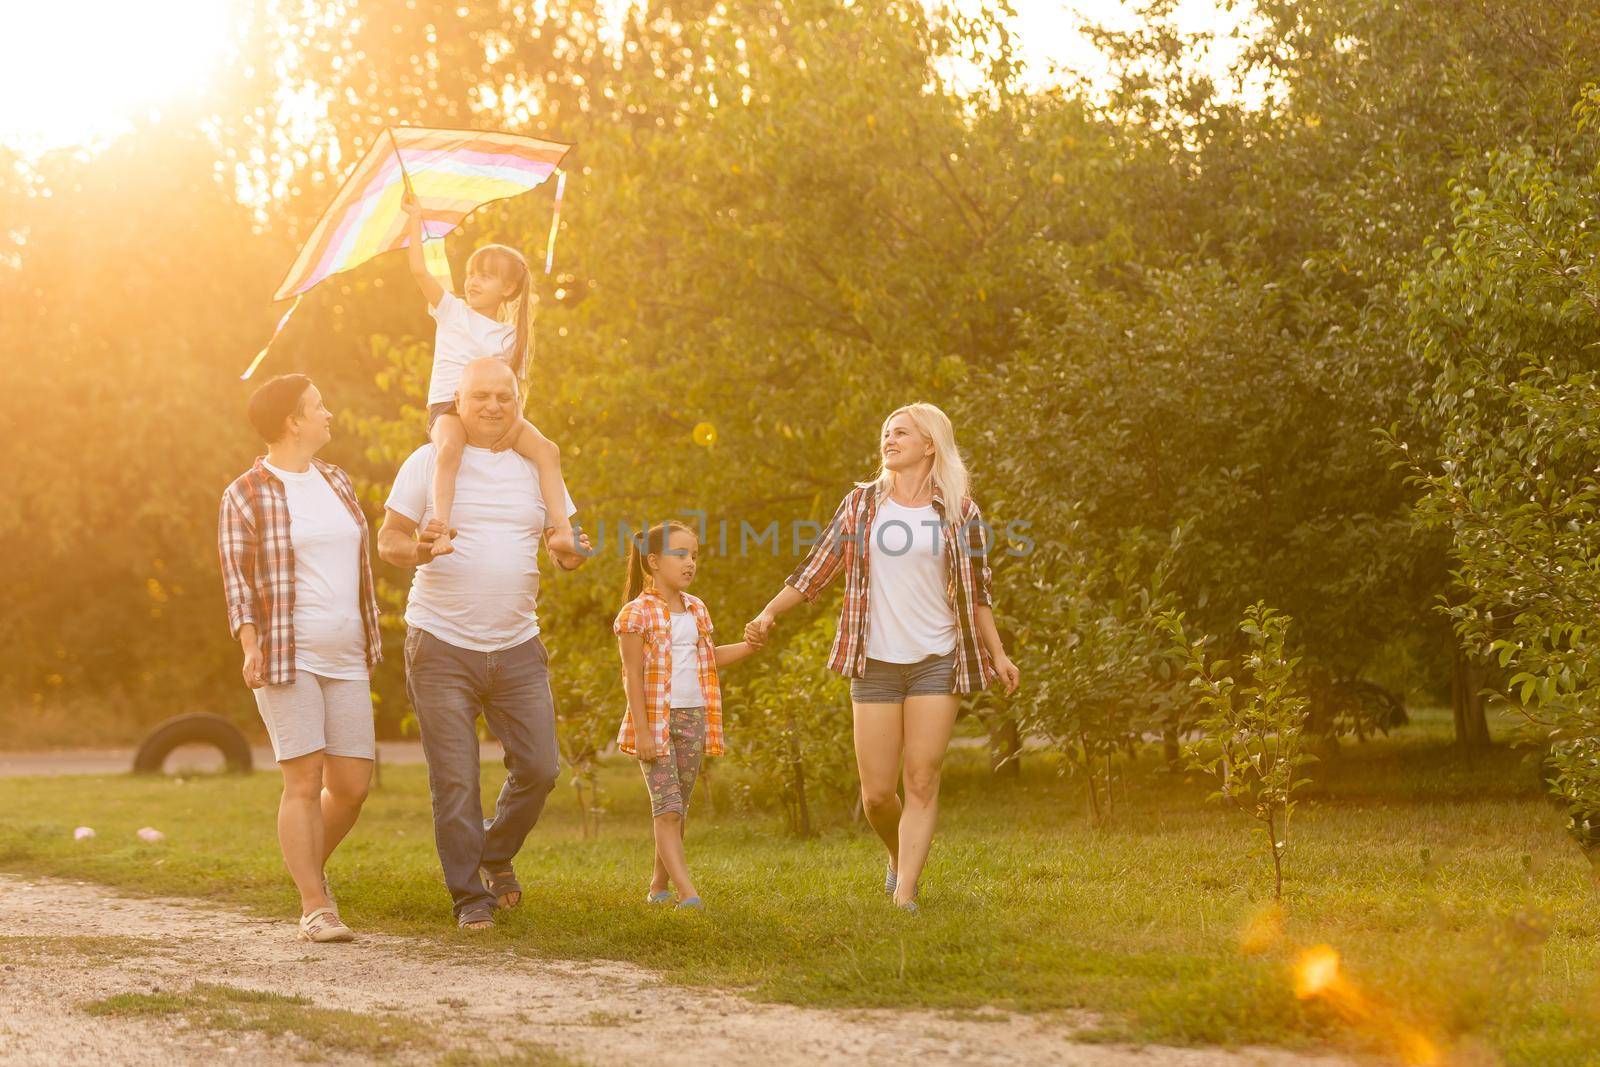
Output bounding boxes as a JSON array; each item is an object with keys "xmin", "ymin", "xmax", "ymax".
[
  {"xmin": 726, "ymin": 613, "xmax": 855, "ymax": 835},
  {"xmin": 1164, "ymin": 603, "xmax": 1313, "ymax": 899}
]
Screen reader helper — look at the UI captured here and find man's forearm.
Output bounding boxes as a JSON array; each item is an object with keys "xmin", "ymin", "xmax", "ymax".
[{"xmin": 378, "ymin": 530, "xmax": 427, "ymax": 568}]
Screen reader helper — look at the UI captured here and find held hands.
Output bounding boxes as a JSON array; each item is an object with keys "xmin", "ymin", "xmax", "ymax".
[
  {"xmin": 548, "ymin": 526, "xmax": 592, "ymax": 571},
  {"xmin": 635, "ymin": 732, "xmax": 658, "ymax": 763},
  {"xmin": 743, "ymin": 612, "xmax": 776, "ymax": 647},
  {"xmin": 417, "ymin": 518, "xmax": 456, "ymax": 563}
]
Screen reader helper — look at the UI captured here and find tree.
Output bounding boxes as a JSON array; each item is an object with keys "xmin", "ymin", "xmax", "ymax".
[{"xmin": 1402, "ymin": 94, "xmax": 1600, "ymax": 854}]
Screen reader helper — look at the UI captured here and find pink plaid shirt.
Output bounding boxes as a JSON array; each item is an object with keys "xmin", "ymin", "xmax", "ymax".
[
  {"xmin": 786, "ymin": 483, "xmax": 995, "ymax": 694},
  {"xmin": 218, "ymin": 458, "xmax": 382, "ymax": 687}
]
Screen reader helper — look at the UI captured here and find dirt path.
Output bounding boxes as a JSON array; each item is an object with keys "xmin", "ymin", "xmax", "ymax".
[{"xmin": 0, "ymin": 873, "xmax": 1356, "ymax": 1066}]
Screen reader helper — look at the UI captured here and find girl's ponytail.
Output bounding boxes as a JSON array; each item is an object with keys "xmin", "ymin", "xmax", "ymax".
[{"xmin": 623, "ymin": 531, "xmax": 650, "ymax": 604}]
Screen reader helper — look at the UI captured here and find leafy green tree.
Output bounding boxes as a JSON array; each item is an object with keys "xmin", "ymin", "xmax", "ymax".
[{"xmin": 1402, "ymin": 95, "xmax": 1600, "ymax": 855}]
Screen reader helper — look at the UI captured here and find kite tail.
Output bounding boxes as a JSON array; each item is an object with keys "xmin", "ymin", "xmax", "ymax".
[
  {"xmin": 240, "ymin": 296, "xmax": 303, "ymax": 381},
  {"xmin": 543, "ymin": 169, "xmax": 567, "ymax": 275}
]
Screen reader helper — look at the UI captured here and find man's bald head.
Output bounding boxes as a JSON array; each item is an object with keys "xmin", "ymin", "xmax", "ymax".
[
  {"xmin": 460, "ymin": 357, "xmax": 517, "ymax": 394},
  {"xmin": 454, "ymin": 358, "xmax": 521, "ymax": 448}
]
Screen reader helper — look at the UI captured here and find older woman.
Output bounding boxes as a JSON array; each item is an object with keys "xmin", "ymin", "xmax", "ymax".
[
  {"xmin": 218, "ymin": 374, "xmax": 381, "ymax": 943},
  {"xmin": 746, "ymin": 403, "xmax": 1020, "ymax": 912}
]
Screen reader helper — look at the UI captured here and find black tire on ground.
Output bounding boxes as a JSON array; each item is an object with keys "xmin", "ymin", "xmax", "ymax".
[{"xmin": 132, "ymin": 713, "xmax": 254, "ymax": 775}]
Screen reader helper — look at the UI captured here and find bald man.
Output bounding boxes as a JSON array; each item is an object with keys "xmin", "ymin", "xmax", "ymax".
[{"xmin": 378, "ymin": 358, "xmax": 590, "ymax": 929}]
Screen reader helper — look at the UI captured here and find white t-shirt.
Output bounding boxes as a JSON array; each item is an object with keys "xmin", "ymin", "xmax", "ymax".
[
  {"xmin": 865, "ymin": 499, "xmax": 958, "ymax": 664},
  {"xmin": 263, "ymin": 461, "xmax": 368, "ymax": 681},
  {"xmin": 427, "ymin": 291, "xmax": 516, "ymax": 406},
  {"xmin": 668, "ymin": 610, "xmax": 705, "ymax": 708},
  {"xmin": 384, "ymin": 444, "xmax": 577, "ymax": 653}
]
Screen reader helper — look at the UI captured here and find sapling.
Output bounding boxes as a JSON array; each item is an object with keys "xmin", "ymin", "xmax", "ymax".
[{"xmin": 1162, "ymin": 603, "xmax": 1313, "ymax": 899}]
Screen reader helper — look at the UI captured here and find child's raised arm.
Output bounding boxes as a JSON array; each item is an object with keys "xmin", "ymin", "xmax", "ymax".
[{"xmin": 402, "ymin": 192, "xmax": 446, "ymax": 308}]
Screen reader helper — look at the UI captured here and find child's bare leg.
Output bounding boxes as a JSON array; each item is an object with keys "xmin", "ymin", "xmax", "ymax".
[
  {"xmin": 429, "ymin": 414, "xmax": 467, "ymax": 552},
  {"xmin": 651, "ymin": 843, "xmax": 670, "ymax": 894},
  {"xmin": 652, "ymin": 812, "xmax": 697, "ymax": 899},
  {"xmin": 511, "ymin": 420, "xmax": 575, "ymax": 554}
]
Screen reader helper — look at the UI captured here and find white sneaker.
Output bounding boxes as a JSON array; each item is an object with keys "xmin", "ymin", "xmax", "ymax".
[{"xmin": 299, "ymin": 906, "xmax": 354, "ymax": 943}]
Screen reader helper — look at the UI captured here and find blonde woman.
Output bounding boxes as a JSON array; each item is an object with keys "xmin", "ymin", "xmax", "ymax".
[{"xmin": 745, "ymin": 404, "xmax": 1020, "ymax": 912}]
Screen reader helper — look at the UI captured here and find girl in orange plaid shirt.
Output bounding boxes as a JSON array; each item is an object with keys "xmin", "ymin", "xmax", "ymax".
[{"xmin": 614, "ymin": 520, "xmax": 764, "ymax": 909}]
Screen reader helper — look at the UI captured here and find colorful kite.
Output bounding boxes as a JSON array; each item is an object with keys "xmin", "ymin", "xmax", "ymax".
[{"xmin": 243, "ymin": 125, "xmax": 572, "ymax": 379}]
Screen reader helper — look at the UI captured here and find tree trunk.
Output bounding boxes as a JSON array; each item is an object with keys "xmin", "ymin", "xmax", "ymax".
[
  {"xmin": 990, "ymin": 716, "xmax": 1021, "ymax": 777},
  {"xmin": 1450, "ymin": 647, "xmax": 1493, "ymax": 749},
  {"xmin": 787, "ymin": 718, "xmax": 812, "ymax": 836},
  {"xmin": 577, "ymin": 777, "xmax": 594, "ymax": 839},
  {"xmin": 1162, "ymin": 718, "xmax": 1181, "ymax": 771}
]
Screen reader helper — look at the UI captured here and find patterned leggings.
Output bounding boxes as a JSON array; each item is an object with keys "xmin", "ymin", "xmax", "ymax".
[{"xmin": 640, "ymin": 706, "xmax": 707, "ymax": 818}]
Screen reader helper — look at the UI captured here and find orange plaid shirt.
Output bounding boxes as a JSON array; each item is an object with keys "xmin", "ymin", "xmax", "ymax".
[{"xmin": 613, "ymin": 588, "xmax": 725, "ymax": 757}]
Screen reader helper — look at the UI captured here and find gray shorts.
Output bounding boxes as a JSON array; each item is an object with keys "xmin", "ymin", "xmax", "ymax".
[
  {"xmin": 253, "ymin": 670, "xmax": 375, "ymax": 762},
  {"xmin": 850, "ymin": 651, "xmax": 957, "ymax": 704}
]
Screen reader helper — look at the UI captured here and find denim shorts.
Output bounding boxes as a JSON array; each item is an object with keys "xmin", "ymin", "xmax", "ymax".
[
  {"xmin": 849, "ymin": 651, "xmax": 957, "ymax": 704},
  {"xmin": 426, "ymin": 400, "xmax": 457, "ymax": 432}
]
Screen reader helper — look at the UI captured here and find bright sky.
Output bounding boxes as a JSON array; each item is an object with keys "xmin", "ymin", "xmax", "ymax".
[
  {"xmin": 1005, "ymin": 0, "xmax": 1253, "ymax": 91},
  {"xmin": 0, "ymin": 1, "xmax": 1249, "ymax": 151},
  {"xmin": 0, "ymin": 0, "xmax": 234, "ymax": 151}
]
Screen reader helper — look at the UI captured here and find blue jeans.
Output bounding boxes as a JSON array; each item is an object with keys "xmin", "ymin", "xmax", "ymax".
[{"xmin": 404, "ymin": 626, "xmax": 561, "ymax": 917}]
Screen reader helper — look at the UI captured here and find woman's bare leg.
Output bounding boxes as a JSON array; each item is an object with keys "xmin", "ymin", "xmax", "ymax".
[
  {"xmin": 852, "ymin": 701, "xmax": 905, "ymax": 873},
  {"xmin": 278, "ymin": 751, "xmax": 332, "ymax": 916},
  {"xmin": 319, "ymin": 755, "xmax": 372, "ymax": 863},
  {"xmin": 892, "ymin": 694, "xmax": 960, "ymax": 906}
]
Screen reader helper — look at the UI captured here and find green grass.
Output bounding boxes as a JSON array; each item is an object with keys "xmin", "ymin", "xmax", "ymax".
[
  {"xmin": 5, "ymin": 708, "xmax": 1600, "ymax": 1065},
  {"xmin": 84, "ymin": 981, "xmax": 435, "ymax": 1056},
  {"xmin": 0, "ymin": 934, "xmax": 175, "ymax": 965},
  {"xmin": 437, "ymin": 1044, "xmax": 588, "ymax": 1067}
]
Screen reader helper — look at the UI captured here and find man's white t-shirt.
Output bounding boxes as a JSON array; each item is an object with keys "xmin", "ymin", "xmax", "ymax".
[
  {"xmin": 865, "ymin": 499, "xmax": 959, "ymax": 664},
  {"xmin": 385, "ymin": 444, "xmax": 577, "ymax": 653},
  {"xmin": 427, "ymin": 292, "xmax": 515, "ymax": 406},
  {"xmin": 668, "ymin": 610, "xmax": 705, "ymax": 708},
  {"xmin": 263, "ymin": 461, "xmax": 368, "ymax": 680}
]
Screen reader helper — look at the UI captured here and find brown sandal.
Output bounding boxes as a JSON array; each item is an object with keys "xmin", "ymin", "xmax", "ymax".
[{"xmin": 479, "ymin": 864, "xmax": 522, "ymax": 909}]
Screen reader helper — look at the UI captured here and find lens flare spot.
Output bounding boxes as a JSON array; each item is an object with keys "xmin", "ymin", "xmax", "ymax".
[
  {"xmin": 692, "ymin": 422, "xmax": 718, "ymax": 448},
  {"xmin": 1294, "ymin": 944, "xmax": 1342, "ymax": 999}
]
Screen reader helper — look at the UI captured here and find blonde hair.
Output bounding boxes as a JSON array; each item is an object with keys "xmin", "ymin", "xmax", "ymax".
[
  {"xmin": 868, "ymin": 402, "xmax": 969, "ymax": 507},
  {"xmin": 466, "ymin": 243, "xmax": 532, "ymax": 379}
]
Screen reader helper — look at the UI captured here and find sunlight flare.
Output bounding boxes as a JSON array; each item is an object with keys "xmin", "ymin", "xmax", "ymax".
[{"xmin": 0, "ymin": 0, "xmax": 236, "ymax": 149}]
